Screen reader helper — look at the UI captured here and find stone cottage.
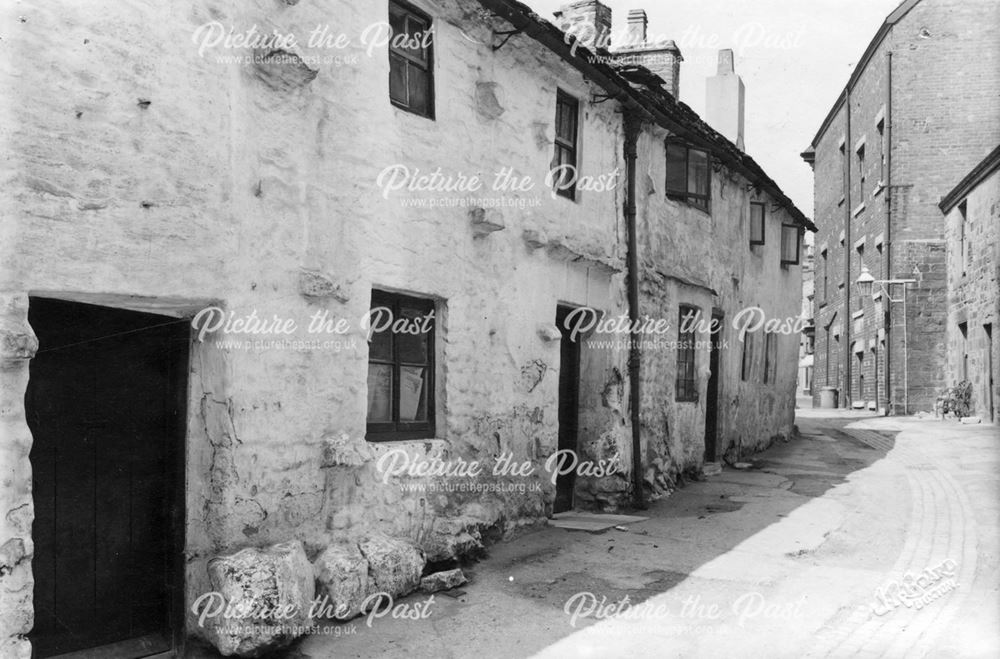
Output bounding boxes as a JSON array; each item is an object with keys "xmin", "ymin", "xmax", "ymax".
[
  {"xmin": 939, "ymin": 145, "xmax": 1000, "ymax": 422},
  {"xmin": 0, "ymin": 0, "xmax": 810, "ymax": 655}
]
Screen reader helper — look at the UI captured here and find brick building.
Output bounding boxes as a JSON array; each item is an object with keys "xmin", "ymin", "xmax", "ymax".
[
  {"xmin": 0, "ymin": 0, "xmax": 810, "ymax": 654},
  {"xmin": 801, "ymin": 0, "xmax": 1000, "ymax": 413},
  {"xmin": 939, "ymin": 145, "xmax": 1000, "ymax": 422}
]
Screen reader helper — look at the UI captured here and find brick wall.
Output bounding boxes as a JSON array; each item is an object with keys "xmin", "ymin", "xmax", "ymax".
[{"xmin": 808, "ymin": 0, "xmax": 1000, "ymax": 413}]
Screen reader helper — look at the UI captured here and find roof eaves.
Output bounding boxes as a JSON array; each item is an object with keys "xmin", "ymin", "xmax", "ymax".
[
  {"xmin": 477, "ymin": 0, "xmax": 816, "ymax": 232},
  {"xmin": 939, "ymin": 144, "xmax": 1000, "ymax": 213}
]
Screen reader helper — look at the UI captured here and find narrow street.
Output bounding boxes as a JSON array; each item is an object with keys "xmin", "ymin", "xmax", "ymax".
[{"xmin": 296, "ymin": 411, "xmax": 999, "ymax": 658}]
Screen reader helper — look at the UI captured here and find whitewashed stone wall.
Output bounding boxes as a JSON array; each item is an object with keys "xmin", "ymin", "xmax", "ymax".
[{"xmin": 0, "ymin": 0, "xmax": 803, "ymax": 648}]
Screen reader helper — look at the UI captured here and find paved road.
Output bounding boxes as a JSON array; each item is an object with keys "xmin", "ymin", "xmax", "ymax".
[{"xmin": 296, "ymin": 411, "xmax": 999, "ymax": 658}]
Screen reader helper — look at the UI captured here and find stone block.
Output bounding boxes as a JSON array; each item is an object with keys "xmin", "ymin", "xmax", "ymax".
[
  {"xmin": 358, "ymin": 535, "xmax": 424, "ymax": 598},
  {"xmin": 0, "ymin": 325, "xmax": 37, "ymax": 362},
  {"xmin": 469, "ymin": 207, "xmax": 505, "ymax": 236},
  {"xmin": 313, "ymin": 542, "xmax": 370, "ymax": 619},
  {"xmin": 420, "ymin": 568, "xmax": 467, "ymax": 593},
  {"xmin": 522, "ymin": 229, "xmax": 548, "ymax": 249},
  {"xmin": 321, "ymin": 432, "xmax": 373, "ymax": 467},
  {"xmin": 298, "ymin": 269, "xmax": 350, "ymax": 302},
  {"xmin": 251, "ymin": 49, "xmax": 318, "ymax": 92},
  {"xmin": 202, "ymin": 540, "xmax": 314, "ymax": 657}
]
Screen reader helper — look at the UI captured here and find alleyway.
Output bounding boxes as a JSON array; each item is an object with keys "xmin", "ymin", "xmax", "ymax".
[{"xmin": 291, "ymin": 411, "xmax": 999, "ymax": 659}]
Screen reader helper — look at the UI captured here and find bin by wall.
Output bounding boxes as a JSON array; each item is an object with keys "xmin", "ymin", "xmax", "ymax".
[{"xmin": 819, "ymin": 386, "xmax": 838, "ymax": 409}]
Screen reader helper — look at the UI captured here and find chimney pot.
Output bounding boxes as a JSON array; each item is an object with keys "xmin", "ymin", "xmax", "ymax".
[
  {"xmin": 718, "ymin": 48, "xmax": 735, "ymax": 75},
  {"xmin": 705, "ymin": 49, "xmax": 745, "ymax": 151},
  {"xmin": 626, "ymin": 9, "xmax": 648, "ymax": 46}
]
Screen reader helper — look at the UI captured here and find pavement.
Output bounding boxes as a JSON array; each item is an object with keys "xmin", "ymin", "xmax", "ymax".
[{"xmin": 288, "ymin": 410, "xmax": 999, "ymax": 659}]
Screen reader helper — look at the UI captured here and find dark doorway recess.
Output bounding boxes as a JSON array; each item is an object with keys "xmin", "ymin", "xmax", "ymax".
[
  {"xmin": 554, "ymin": 305, "xmax": 581, "ymax": 513},
  {"xmin": 704, "ymin": 310, "xmax": 723, "ymax": 462},
  {"xmin": 26, "ymin": 297, "xmax": 189, "ymax": 658}
]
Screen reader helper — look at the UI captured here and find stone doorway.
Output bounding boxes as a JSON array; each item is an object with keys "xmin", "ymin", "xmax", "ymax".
[{"xmin": 25, "ymin": 297, "xmax": 189, "ymax": 658}]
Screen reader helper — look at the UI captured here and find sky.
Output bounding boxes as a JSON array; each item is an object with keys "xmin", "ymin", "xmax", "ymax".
[{"xmin": 525, "ymin": 0, "xmax": 905, "ymax": 217}]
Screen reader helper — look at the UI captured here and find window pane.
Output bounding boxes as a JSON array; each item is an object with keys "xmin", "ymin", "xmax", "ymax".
[
  {"xmin": 665, "ymin": 143, "xmax": 686, "ymax": 195},
  {"xmin": 388, "ymin": 9, "xmax": 407, "ymax": 53},
  {"xmin": 367, "ymin": 364, "xmax": 393, "ymax": 422},
  {"xmin": 369, "ymin": 320, "xmax": 393, "ymax": 361},
  {"xmin": 389, "ymin": 53, "xmax": 407, "ymax": 104},
  {"xmin": 399, "ymin": 366, "xmax": 427, "ymax": 421},
  {"xmin": 407, "ymin": 63, "xmax": 429, "ymax": 115},
  {"xmin": 402, "ymin": 15, "xmax": 429, "ymax": 63},
  {"xmin": 782, "ymin": 225, "xmax": 800, "ymax": 263},
  {"xmin": 688, "ymin": 149, "xmax": 709, "ymax": 197},
  {"xmin": 750, "ymin": 203, "xmax": 765, "ymax": 244},
  {"xmin": 398, "ymin": 306, "xmax": 431, "ymax": 363},
  {"xmin": 556, "ymin": 97, "xmax": 577, "ymax": 144}
]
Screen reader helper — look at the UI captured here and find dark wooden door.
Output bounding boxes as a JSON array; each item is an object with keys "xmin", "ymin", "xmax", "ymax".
[
  {"xmin": 26, "ymin": 298, "xmax": 188, "ymax": 658},
  {"xmin": 554, "ymin": 305, "xmax": 581, "ymax": 513},
  {"xmin": 704, "ymin": 311, "xmax": 723, "ymax": 462}
]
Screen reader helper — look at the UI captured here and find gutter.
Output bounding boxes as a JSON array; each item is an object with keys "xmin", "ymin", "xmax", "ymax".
[
  {"xmin": 885, "ymin": 50, "xmax": 893, "ymax": 414},
  {"xmin": 623, "ymin": 111, "xmax": 646, "ymax": 509},
  {"xmin": 844, "ymin": 87, "xmax": 853, "ymax": 409}
]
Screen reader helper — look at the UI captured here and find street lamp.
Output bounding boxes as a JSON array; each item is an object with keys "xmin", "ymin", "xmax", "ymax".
[
  {"xmin": 854, "ymin": 265, "xmax": 917, "ymax": 414},
  {"xmin": 855, "ymin": 266, "xmax": 876, "ymax": 297}
]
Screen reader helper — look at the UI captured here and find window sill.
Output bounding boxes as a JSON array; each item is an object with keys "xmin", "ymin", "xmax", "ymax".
[
  {"xmin": 391, "ymin": 102, "xmax": 436, "ymax": 122},
  {"xmin": 853, "ymin": 202, "xmax": 866, "ymax": 217},
  {"xmin": 365, "ymin": 435, "xmax": 448, "ymax": 451},
  {"xmin": 838, "ymin": 196, "xmax": 846, "ymax": 207},
  {"xmin": 666, "ymin": 194, "xmax": 711, "ymax": 216},
  {"xmin": 872, "ymin": 181, "xmax": 886, "ymax": 197}
]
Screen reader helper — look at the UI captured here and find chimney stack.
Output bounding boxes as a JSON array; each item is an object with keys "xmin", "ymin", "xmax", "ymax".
[
  {"xmin": 609, "ymin": 7, "xmax": 683, "ymax": 99},
  {"xmin": 705, "ymin": 49, "xmax": 746, "ymax": 151},
  {"xmin": 554, "ymin": 1, "xmax": 613, "ymax": 51}
]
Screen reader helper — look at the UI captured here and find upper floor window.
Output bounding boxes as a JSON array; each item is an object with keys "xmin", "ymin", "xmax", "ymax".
[
  {"xmin": 780, "ymin": 224, "xmax": 801, "ymax": 266},
  {"xmin": 856, "ymin": 142, "xmax": 866, "ymax": 195},
  {"xmin": 389, "ymin": 0, "xmax": 434, "ymax": 119},
  {"xmin": 959, "ymin": 200, "xmax": 970, "ymax": 275},
  {"xmin": 763, "ymin": 331, "xmax": 777, "ymax": 384},
  {"xmin": 675, "ymin": 305, "xmax": 699, "ymax": 402},
  {"xmin": 665, "ymin": 141, "xmax": 711, "ymax": 212},
  {"xmin": 552, "ymin": 90, "xmax": 579, "ymax": 200},
  {"xmin": 820, "ymin": 248, "xmax": 828, "ymax": 303},
  {"xmin": 367, "ymin": 290, "xmax": 436, "ymax": 440},
  {"xmin": 876, "ymin": 118, "xmax": 886, "ymax": 183},
  {"xmin": 741, "ymin": 332, "xmax": 754, "ymax": 381},
  {"xmin": 749, "ymin": 201, "xmax": 765, "ymax": 245}
]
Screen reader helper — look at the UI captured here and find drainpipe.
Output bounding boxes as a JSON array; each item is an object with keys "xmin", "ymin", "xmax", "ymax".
[
  {"xmin": 884, "ymin": 50, "xmax": 894, "ymax": 414},
  {"xmin": 623, "ymin": 110, "xmax": 646, "ymax": 510},
  {"xmin": 844, "ymin": 88, "xmax": 853, "ymax": 408}
]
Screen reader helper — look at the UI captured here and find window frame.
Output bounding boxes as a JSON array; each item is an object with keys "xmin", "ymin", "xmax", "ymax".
[
  {"xmin": 366, "ymin": 290, "xmax": 436, "ymax": 441},
  {"xmin": 749, "ymin": 201, "xmax": 766, "ymax": 246},
  {"xmin": 675, "ymin": 305, "xmax": 700, "ymax": 402},
  {"xmin": 388, "ymin": 0, "xmax": 435, "ymax": 119},
  {"xmin": 780, "ymin": 223, "xmax": 802, "ymax": 266},
  {"xmin": 665, "ymin": 140, "xmax": 712, "ymax": 213},
  {"xmin": 552, "ymin": 89, "xmax": 580, "ymax": 200}
]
